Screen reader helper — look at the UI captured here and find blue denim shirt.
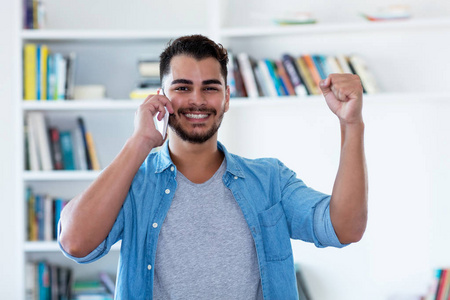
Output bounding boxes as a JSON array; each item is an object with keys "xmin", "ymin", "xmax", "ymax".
[{"xmin": 59, "ymin": 141, "xmax": 346, "ymax": 299}]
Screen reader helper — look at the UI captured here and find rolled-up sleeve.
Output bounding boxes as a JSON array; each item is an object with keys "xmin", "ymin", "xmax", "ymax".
[
  {"xmin": 278, "ymin": 160, "xmax": 347, "ymax": 248},
  {"xmin": 58, "ymin": 202, "xmax": 125, "ymax": 264}
]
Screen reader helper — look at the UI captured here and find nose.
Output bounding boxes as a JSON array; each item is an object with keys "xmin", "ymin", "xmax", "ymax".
[{"xmin": 188, "ymin": 88, "xmax": 207, "ymax": 106}]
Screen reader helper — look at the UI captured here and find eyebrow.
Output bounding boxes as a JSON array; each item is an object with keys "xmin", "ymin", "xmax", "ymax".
[{"xmin": 171, "ymin": 79, "xmax": 222, "ymax": 86}]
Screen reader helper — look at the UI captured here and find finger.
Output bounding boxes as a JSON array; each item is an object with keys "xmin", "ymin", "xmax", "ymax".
[
  {"xmin": 153, "ymin": 95, "xmax": 174, "ymax": 115},
  {"xmin": 319, "ymin": 77, "xmax": 332, "ymax": 94}
]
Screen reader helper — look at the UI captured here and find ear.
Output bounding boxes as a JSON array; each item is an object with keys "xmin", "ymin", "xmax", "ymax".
[{"xmin": 224, "ymin": 85, "xmax": 231, "ymax": 112}]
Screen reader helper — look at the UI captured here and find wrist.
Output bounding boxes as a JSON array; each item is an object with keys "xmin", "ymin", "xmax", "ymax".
[
  {"xmin": 340, "ymin": 118, "xmax": 364, "ymax": 130},
  {"xmin": 127, "ymin": 134, "xmax": 158, "ymax": 158}
]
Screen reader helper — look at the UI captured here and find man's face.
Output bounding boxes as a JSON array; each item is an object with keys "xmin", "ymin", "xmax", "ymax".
[{"xmin": 162, "ymin": 55, "xmax": 230, "ymax": 144}]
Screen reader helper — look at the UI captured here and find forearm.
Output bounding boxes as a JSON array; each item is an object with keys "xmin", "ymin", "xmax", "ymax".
[
  {"xmin": 330, "ymin": 121, "xmax": 368, "ymax": 244},
  {"xmin": 59, "ymin": 135, "xmax": 155, "ymax": 257}
]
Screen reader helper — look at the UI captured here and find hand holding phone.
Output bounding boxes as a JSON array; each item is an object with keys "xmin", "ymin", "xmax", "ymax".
[{"xmin": 153, "ymin": 107, "xmax": 169, "ymax": 139}]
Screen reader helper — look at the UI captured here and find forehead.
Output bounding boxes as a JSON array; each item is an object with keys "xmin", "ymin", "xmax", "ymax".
[{"xmin": 167, "ymin": 55, "xmax": 224, "ymax": 83}]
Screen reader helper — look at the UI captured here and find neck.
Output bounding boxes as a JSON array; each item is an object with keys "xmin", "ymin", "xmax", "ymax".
[{"xmin": 168, "ymin": 132, "xmax": 224, "ymax": 184}]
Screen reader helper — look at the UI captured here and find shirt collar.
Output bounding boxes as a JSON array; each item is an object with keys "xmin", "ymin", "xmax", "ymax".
[{"xmin": 155, "ymin": 140, "xmax": 245, "ymax": 178}]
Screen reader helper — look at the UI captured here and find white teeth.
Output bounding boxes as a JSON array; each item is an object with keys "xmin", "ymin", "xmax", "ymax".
[{"xmin": 185, "ymin": 113, "xmax": 208, "ymax": 119}]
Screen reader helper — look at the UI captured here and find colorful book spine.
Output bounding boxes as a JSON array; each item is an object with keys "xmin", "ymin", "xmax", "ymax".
[
  {"xmin": 86, "ymin": 132, "xmax": 101, "ymax": 171},
  {"xmin": 23, "ymin": 44, "xmax": 37, "ymax": 100},
  {"xmin": 40, "ymin": 44, "xmax": 49, "ymax": 100},
  {"xmin": 60, "ymin": 131, "xmax": 76, "ymax": 170},
  {"xmin": 281, "ymin": 54, "xmax": 308, "ymax": 96}
]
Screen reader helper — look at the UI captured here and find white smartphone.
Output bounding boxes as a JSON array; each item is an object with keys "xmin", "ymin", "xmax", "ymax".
[{"xmin": 153, "ymin": 107, "xmax": 169, "ymax": 139}]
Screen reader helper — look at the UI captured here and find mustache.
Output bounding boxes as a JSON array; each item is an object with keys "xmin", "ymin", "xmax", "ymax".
[{"xmin": 177, "ymin": 107, "xmax": 217, "ymax": 116}]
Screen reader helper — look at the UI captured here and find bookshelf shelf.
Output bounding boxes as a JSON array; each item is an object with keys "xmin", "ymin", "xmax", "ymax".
[
  {"xmin": 23, "ymin": 170, "xmax": 101, "ymax": 181},
  {"xmin": 220, "ymin": 17, "xmax": 450, "ymax": 38},
  {"xmin": 21, "ymin": 92, "xmax": 450, "ymax": 111},
  {"xmin": 21, "ymin": 100, "xmax": 141, "ymax": 111},
  {"xmin": 21, "ymin": 29, "xmax": 209, "ymax": 41},
  {"xmin": 24, "ymin": 241, "xmax": 121, "ymax": 252}
]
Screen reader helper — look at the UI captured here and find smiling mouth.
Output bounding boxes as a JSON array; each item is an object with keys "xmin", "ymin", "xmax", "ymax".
[{"xmin": 184, "ymin": 113, "xmax": 209, "ymax": 119}]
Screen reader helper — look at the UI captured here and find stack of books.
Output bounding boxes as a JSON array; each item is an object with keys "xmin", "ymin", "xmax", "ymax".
[
  {"xmin": 26, "ymin": 188, "xmax": 69, "ymax": 242},
  {"xmin": 227, "ymin": 51, "xmax": 379, "ymax": 98},
  {"xmin": 25, "ymin": 112, "xmax": 101, "ymax": 171},
  {"xmin": 129, "ymin": 57, "xmax": 160, "ymax": 99},
  {"xmin": 23, "ymin": 44, "xmax": 77, "ymax": 101}
]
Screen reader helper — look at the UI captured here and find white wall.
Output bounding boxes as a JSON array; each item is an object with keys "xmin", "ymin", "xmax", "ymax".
[
  {"xmin": 2, "ymin": 1, "xmax": 450, "ymax": 299},
  {"xmin": 0, "ymin": 0, "xmax": 20, "ymax": 298}
]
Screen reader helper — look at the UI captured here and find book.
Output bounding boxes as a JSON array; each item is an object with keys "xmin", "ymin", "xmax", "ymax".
[
  {"xmin": 28, "ymin": 112, "xmax": 53, "ymax": 171},
  {"xmin": 312, "ymin": 55, "xmax": 327, "ymax": 80},
  {"xmin": 38, "ymin": 261, "xmax": 50, "ymax": 300},
  {"xmin": 302, "ymin": 54, "xmax": 323, "ymax": 93},
  {"xmin": 47, "ymin": 53, "xmax": 57, "ymax": 100},
  {"xmin": 281, "ymin": 54, "xmax": 308, "ymax": 96},
  {"xmin": 129, "ymin": 88, "xmax": 158, "ymax": 99},
  {"xmin": 232, "ymin": 54, "xmax": 247, "ymax": 97},
  {"xmin": 256, "ymin": 60, "xmax": 278, "ymax": 97},
  {"xmin": 226, "ymin": 51, "xmax": 237, "ymax": 97},
  {"xmin": 77, "ymin": 117, "xmax": 92, "ymax": 170},
  {"xmin": 65, "ymin": 52, "xmax": 77, "ymax": 100},
  {"xmin": 40, "ymin": 44, "xmax": 49, "ymax": 100},
  {"xmin": 434, "ymin": 268, "xmax": 450, "ymax": 300},
  {"xmin": 26, "ymin": 261, "xmax": 73, "ymax": 300},
  {"xmin": 326, "ymin": 56, "xmax": 345, "ymax": 74},
  {"xmin": 275, "ymin": 60, "xmax": 296, "ymax": 96},
  {"xmin": 264, "ymin": 59, "xmax": 285, "ymax": 96},
  {"xmin": 295, "ymin": 56, "xmax": 319, "ymax": 95},
  {"xmin": 60, "ymin": 131, "xmax": 76, "ymax": 170},
  {"xmin": 49, "ymin": 127, "xmax": 64, "ymax": 170},
  {"xmin": 252, "ymin": 64, "xmax": 270, "ymax": 97},
  {"xmin": 25, "ymin": 261, "xmax": 36, "ymax": 300},
  {"xmin": 25, "ymin": 114, "xmax": 40, "ymax": 171},
  {"xmin": 236, "ymin": 53, "xmax": 259, "ymax": 98},
  {"xmin": 43, "ymin": 195, "xmax": 53, "ymax": 241},
  {"xmin": 73, "ymin": 126, "xmax": 88, "ymax": 170},
  {"xmin": 348, "ymin": 54, "xmax": 380, "ymax": 94},
  {"xmin": 137, "ymin": 59, "xmax": 159, "ymax": 78},
  {"xmin": 26, "ymin": 188, "xmax": 38, "ymax": 241},
  {"xmin": 336, "ymin": 54, "xmax": 353, "ymax": 74},
  {"xmin": 24, "ymin": 43, "xmax": 37, "ymax": 100},
  {"xmin": 55, "ymin": 53, "xmax": 67, "ymax": 100},
  {"xmin": 86, "ymin": 132, "xmax": 101, "ymax": 171}
]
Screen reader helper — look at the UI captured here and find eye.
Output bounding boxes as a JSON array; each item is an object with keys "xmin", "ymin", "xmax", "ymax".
[
  {"xmin": 175, "ymin": 86, "xmax": 189, "ymax": 91},
  {"xmin": 204, "ymin": 87, "xmax": 219, "ymax": 91}
]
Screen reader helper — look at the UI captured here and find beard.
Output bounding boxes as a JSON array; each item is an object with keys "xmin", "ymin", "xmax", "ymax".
[{"xmin": 168, "ymin": 106, "xmax": 225, "ymax": 144}]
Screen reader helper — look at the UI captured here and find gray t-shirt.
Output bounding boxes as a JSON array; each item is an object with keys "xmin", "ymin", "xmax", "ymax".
[{"xmin": 153, "ymin": 159, "xmax": 263, "ymax": 300}]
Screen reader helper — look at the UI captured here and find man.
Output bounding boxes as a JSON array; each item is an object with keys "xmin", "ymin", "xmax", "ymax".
[{"xmin": 59, "ymin": 35, "xmax": 368, "ymax": 299}]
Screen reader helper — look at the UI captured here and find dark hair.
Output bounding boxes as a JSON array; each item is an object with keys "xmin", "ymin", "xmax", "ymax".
[{"xmin": 159, "ymin": 35, "xmax": 228, "ymax": 86}]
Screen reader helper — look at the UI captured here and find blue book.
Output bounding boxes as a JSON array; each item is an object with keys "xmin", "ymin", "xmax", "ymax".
[
  {"xmin": 60, "ymin": 131, "xmax": 76, "ymax": 170},
  {"xmin": 35, "ymin": 194, "xmax": 44, "ymax": 240},
  {"xmin": 312, "ymin": 55, "xmax": 327, "ymax": 80},
  {"xmin": 38, "ymin": 261, "xmax": 50, "ymax": 300},
  {"xmin": 54, "ymin": 199, "xmax": 64, "ymax": 239},
  {"xmin": 47, "ymin": 54, "xmax": 57, "ymax": 100},
  {"xmin": 264, "ymin": 59, "xmax": 285, "ymax": 96}
]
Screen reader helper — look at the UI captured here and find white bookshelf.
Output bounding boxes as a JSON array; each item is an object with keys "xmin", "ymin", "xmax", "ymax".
[
  {"xmin": 220, "ymin": 17, "xmax": 450, "ymax": 37},
  {"xmin": 24, "ymin": 241, "xmax": 121, "ymax": 252},
  {"xmin": 13, "ymin": 0, "xmax": 450, "ymax": 299}
]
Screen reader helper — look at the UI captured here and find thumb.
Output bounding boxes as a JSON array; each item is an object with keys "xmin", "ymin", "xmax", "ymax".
[{"xmin": 319, "ymin": 77, "xmax": 332, "ymax": 94}]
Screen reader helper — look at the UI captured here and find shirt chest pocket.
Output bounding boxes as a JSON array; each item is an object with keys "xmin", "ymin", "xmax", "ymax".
[{"xmin": 258, "ymin": 201, "xmax": 292, "ymax": 261}]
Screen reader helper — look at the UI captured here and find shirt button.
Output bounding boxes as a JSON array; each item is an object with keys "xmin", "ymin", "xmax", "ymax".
[
  {"xmin": 147, "ymin": 264, "xmax": 152, "ymax": 270},
  {"xmin": 165, "ymin": 189, "xmax": 170, "ymax": 194},
  {"xmin": 152, "ymin": 223, "xmax": 158, "ymax": 228},
  {"xmin": 234, "ymin": 176, "xmax": 238, "ymax": 180},
  {"xmin": 170, "ymin": 166, "xmax": 175, "ymax": 171}
]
